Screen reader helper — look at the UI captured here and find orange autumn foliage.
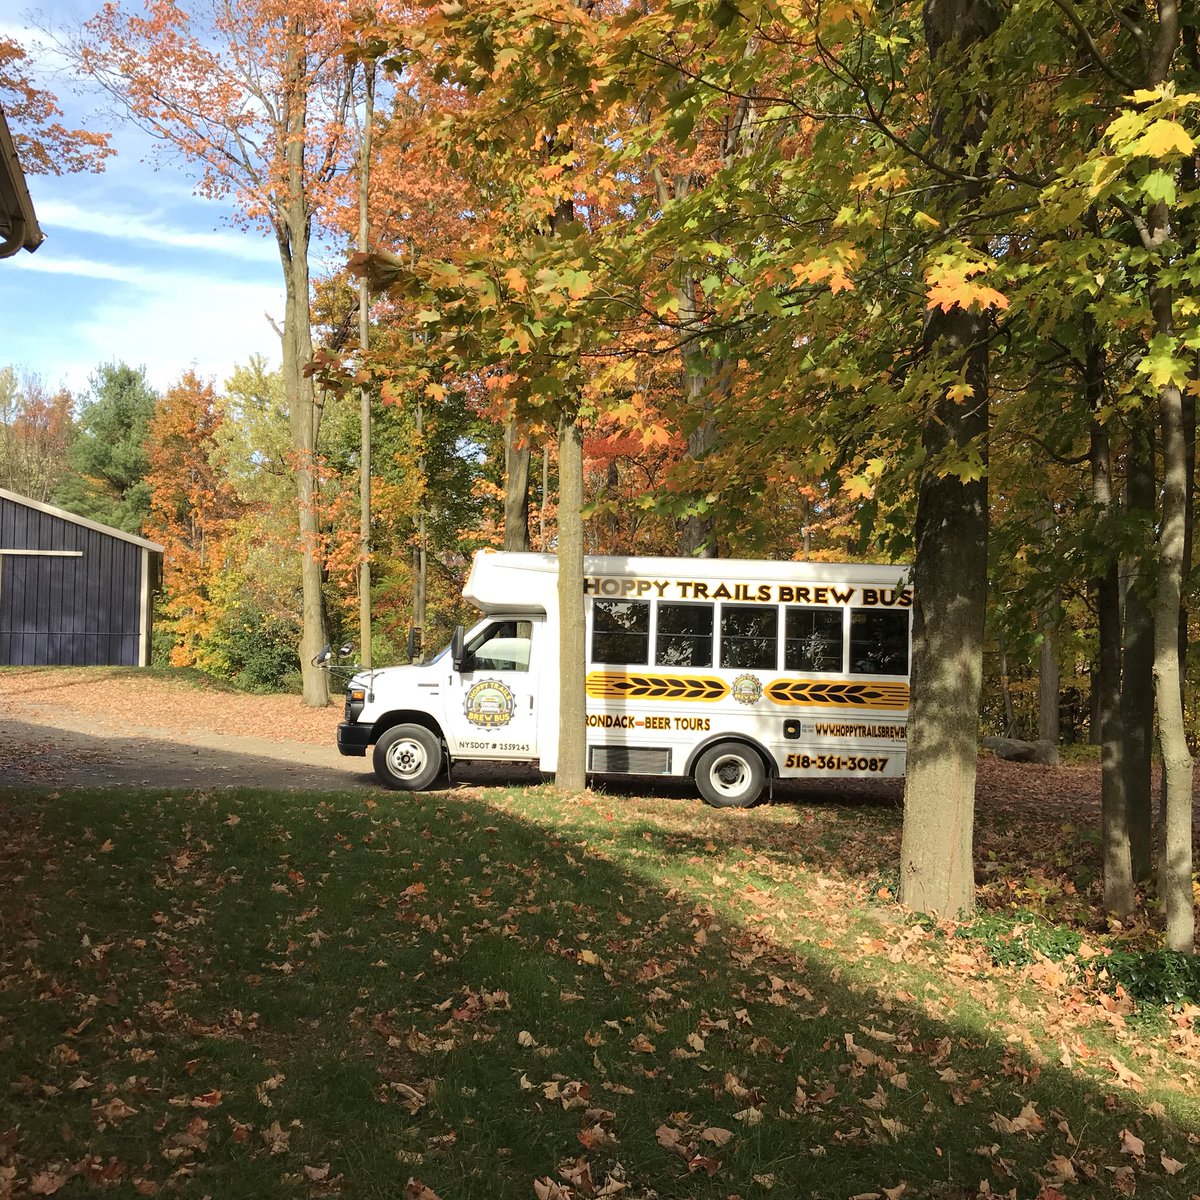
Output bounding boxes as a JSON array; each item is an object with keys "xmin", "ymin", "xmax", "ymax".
[
  {"xmin": 144, "ymin": 371, "xmax": 246, "ymax": 669},
  {"xmin": 0, "ymin": 36, "xmax": 111, "ymax": 175}
]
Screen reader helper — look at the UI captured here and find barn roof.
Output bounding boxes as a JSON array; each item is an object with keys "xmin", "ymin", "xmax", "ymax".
[
  {"xmin": 0, "ymin": 104, "xmax": 44, "ymax": 258},
  {"xmin": 0, "ymin": 487, "xmax": 165, "ymax": 553}
]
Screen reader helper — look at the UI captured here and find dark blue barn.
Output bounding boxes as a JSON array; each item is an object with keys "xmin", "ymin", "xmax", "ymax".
[{"xmin": 0, "ymin": 488, "xmax": 163, "ymax": 666}]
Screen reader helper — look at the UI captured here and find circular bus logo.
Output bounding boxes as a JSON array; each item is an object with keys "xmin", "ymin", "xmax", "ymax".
[
  {"xmin": 465, "ymin": 678, "xmax": 516, "ymax": 728},
  {"xmin": 731, "ymin": 674, "xmax": 763, "ymax": 705}
]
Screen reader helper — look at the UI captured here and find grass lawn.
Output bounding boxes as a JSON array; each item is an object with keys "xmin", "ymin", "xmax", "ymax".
[{"xmin": 1, "ymin": 782, "xmax": 1197, "ymax": 1199}]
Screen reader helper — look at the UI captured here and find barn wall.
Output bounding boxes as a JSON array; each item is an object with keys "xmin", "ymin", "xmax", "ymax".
[{"xmin": 0, "ymin": 495, "xmax": 150, "ymax": 666}]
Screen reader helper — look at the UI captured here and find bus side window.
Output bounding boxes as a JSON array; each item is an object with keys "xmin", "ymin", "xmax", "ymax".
[
  {"xmin": 849, "ymin": 609, "xmax": 910, "ymax": 676},
  {"xmin": 468, "ymin": 620, "xmax": 532, "ymax": 671},
  {"xmin": 720, "ymin": 604, "xmax": 778, "ymax": 670},
  {"xmin": 784, "ymin": 606, "xmax": 843, "ymax": 672},
  {"xmin": 656, "ymin": 602, "xmax": 714, "ymax": 667},
  {"xmin": 592, "ymin": 600, "xmax": 650, "ymax": 665}
]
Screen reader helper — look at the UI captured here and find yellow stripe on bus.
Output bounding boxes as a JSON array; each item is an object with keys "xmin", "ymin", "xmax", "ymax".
[
  {"xmin": 585, "ymin": 672, "xmax": 729, "ymax": 702},
  {"xmin": 765, "ymin": 679, "xmax": 910, "ymax": 710}
]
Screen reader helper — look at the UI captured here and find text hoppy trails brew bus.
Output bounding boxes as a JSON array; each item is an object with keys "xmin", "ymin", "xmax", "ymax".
[{"xmin": 335, "ymin": 551, "xmax": 912, "ymax": 807}]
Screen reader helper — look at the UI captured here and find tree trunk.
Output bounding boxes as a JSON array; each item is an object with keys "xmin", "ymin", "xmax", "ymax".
[
  {"xmin": 556, "ymin": 410, "xmax": 586, "ymax": 791},
  {"xmin": 678, "ymin": 267, "xmax": 721, "ymax": 558},
  {"xmin": 278, "ymin": 40, "xmax": 327, "ymax": 706},
  {"xmin": 1037, "ymin": 514, "xmax": 1060, "ymax": 745},
  {"xmin": 998, "ymin": 631, "xmax": 1016, "ymax": 737},
  {"xmin": 1122, "ymin": 426, "xmax": 1155, "ymax": 881},
  {"xmin": 414, "ymin": 396, "xmax": 427, "ymax": 656},
  {"xmin": 899, "ymin": 0, "xmax": 998, "ymax": 919},
  {"xmin": 1156, "ymin": 367, "xmax": 1194, "ymax": 951},
  {"xmin": 1038, "ymin": 623, "xmax": 1060, "ymax": 744},
  {"xmin": 899, "ymin": 306, "xmax": 989, "ymax": 918},
  {"xmin": 540, "ymin": 448, "xmax": 551, "ymax": 551},
  {"xmin": 1165, "ymin": 382, "xmax": 1196, "ymax": 876},
  {"xmin": 504, "ymin": 420, "xmax": 531, "ymax": 551},
  {"xmin": 1090, "ymin": 335, "xmax": 1132, "ymax": 917},
  {"xmin": 668, "ymin": 86, "xmax": 757, "ymax": 558},
  {"xmin": 357, "ymin": 57, "xmax": 375, "ymax": 670},
  {"xmin": 1148, "ymin": 244, "xmax": 1193, "ymax": 951},
  {"xmin": 1142, "ymin": 6, "xmax": 1192, "ymax": 951}
]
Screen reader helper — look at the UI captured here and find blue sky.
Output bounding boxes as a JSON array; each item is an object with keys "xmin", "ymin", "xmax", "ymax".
[{"xmin": 1, "ymin": 11, "xmax": 308, "ymax": 399}]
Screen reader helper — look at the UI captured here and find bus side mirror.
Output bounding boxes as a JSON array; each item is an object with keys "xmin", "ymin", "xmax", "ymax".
[{"xmin": 451, "ymin": 625, "xmax": 465, "ymax": 672}]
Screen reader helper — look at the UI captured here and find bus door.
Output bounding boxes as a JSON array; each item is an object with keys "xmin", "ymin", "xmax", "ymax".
[{"xmin": 445, "ymin": 618, "xmax": 540, "ymax": 761}]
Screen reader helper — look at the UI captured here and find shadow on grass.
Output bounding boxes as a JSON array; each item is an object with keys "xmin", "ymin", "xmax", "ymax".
[{"xmin": 0, "ymin": 786, "xmax": 1193, "ymax": 1200}]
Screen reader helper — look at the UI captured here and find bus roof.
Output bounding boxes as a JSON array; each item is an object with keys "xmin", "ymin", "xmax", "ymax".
[{"xmin": 463, "ymin": 550, "xmax": 912, "ymax": 614}]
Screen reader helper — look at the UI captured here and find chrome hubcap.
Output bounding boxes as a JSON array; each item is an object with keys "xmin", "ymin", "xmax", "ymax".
[{"xmin": 386, "ymin": 738, "xmax": 427, "ymax": 779}]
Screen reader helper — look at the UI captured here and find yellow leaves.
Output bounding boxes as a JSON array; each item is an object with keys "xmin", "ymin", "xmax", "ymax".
[
  {"xmin": 1128, "ymin": 119, "xmax": 1196, "ymax": 160},
  {"xmin": 851, "ymin": 165, "xmax": 910, "ymax": 194},
  {"xmin": 924, "ymin": 258, "xmax": 1009, "ymax": 314},
  {"xmin": 819, "ymin": 0, "xmax": 875, "ymax": 25},
  {"xmin": 843, "ymin": 454, "xmax": 889, "ymax": 501},
  {"xmin": 844, "ymin": 474, "xmax": 874, "ymax": 501}
]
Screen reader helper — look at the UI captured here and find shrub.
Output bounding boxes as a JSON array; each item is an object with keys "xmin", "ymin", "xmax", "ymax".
[
  {"xmin": 1103, "ymin": 950, "xmax": 1200, "ymax": 1007},
  {"xmin": 207, "ymin": 606, "xmax": 302, "ymax": 693},
  {"xmin": 956, "ymin": 911, "xmax": 1082, "ymax": 967}
]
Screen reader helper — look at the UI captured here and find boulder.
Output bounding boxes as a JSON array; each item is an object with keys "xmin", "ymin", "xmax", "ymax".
[{"xmin": 980, "ymin": 736, "xmax": 1059, "ymax": 766}]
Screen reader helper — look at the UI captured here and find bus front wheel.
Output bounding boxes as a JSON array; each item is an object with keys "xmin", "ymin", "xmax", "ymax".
[
  {"xmin": 694, "ymin": 742, "xmax": 765, "ymax": 808},
  {"xmin": 374, "ymin": 724, "xmax": 443, "ymax": 791}
]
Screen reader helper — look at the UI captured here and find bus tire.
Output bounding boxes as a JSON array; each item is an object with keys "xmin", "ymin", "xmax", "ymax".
[
  {"xmin": 374, "ymin": 724, "xmax": 442, "ymax": 791},
  {"xmin": 694, "ymin": 742, "xmax": 765, "ymax": 808}
]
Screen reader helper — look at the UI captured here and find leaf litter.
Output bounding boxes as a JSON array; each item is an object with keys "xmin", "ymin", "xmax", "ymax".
[{"xmin": 0, "ymin": 754, "xmax": 1197, "ymax": 1198}]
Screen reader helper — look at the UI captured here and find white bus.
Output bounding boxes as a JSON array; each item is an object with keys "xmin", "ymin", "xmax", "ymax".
[{"xmin": 335, "ymin": 551, "xmax": 912, "ymax": 807}]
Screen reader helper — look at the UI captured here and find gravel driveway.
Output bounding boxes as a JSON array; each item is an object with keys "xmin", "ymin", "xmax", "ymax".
[
  {"xmin": 3, "ymin": 667, "xmax": 1131, "ymax": 822},
  {"xmin": 0, "ymin": 667, "xmax": 372, "ymax": 791},
  {"xmin": 0, "ymin": 666, "xmax": 545, "ymax": 794}
]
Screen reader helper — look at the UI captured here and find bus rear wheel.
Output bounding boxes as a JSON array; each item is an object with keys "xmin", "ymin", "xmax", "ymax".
[
  {"xmin": 374, "ymin": 724, "xmax": 442, "ymax": 791},
  {"xmin": 694, "ymin": 742, "xmax": 765, "ymax": 808}
]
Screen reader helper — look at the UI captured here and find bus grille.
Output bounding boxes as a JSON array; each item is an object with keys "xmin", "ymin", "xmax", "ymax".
[{"xmin": 588, "ymin": 746, "xmax": 672, "ymax": 775}]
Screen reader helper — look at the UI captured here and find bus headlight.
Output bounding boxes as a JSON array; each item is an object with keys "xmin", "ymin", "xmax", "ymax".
[{"xmin": 345, "ymin": 687, "xmax": 366, "ymax": 722}]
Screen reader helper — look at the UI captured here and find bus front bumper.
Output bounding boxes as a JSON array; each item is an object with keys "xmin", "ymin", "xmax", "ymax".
[{"xmin": 337, "ymin": 722, "xmax": 371, "ymax": 757}]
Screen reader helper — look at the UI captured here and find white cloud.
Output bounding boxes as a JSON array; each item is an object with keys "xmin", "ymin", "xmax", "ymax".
[
  {"xmin": 71, "ymin": 274, "xmax": 285, "ymax": 391},
  {"xmin": 10, "ymin": 252, "xmax": 147, "ymax": 285},
  {"xmin": 34, "ymin": 199, "xmax": 279, "ymax": 262},
  {"xmin": 4, "ymin": 252, "xmax": 284, "ymax": 393}
]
